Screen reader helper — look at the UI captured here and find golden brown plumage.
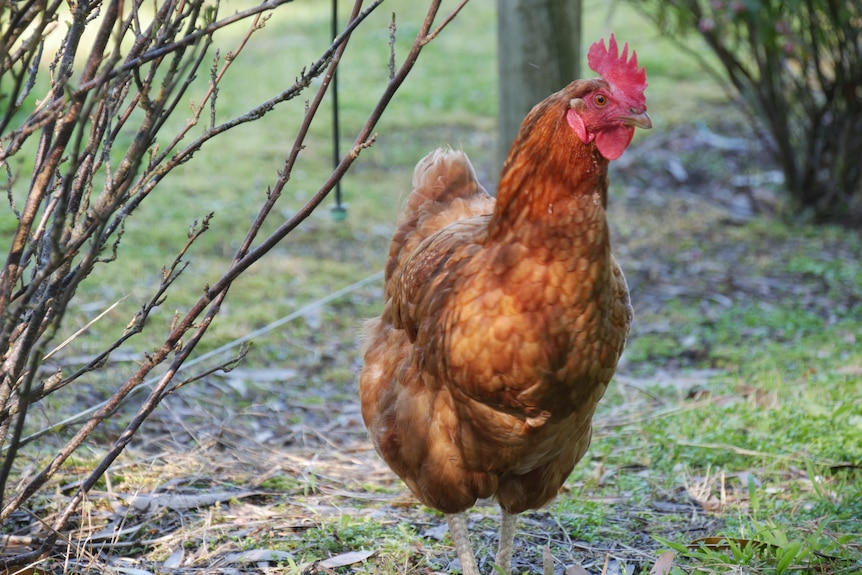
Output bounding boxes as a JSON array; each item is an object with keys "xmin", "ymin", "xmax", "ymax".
[{"xmin": 360, "ymin": 35, "xmax": 651, "ymax": 575}]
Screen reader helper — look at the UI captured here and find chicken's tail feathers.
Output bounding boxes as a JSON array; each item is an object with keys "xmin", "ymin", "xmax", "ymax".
[
  {"xmin": 384, "ymin": 148, "xmax": 495, "ymax": 291},
  {"xmin": 410, "ymin": 147, "xmax": 477, "ymax": 201}
]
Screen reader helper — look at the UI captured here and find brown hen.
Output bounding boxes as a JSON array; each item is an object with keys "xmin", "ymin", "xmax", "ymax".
[{"xmin": 360, "ymin": 35, "xmax": 651, "ymax": 575}]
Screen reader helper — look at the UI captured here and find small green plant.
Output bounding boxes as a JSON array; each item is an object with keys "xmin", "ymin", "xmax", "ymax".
[
  {"xmin": 657, "ymin": 518, "xmax": 857, "ymax": 574},
  {"xmin": 258, "ymin": 475, "xmax": 303, "ymax": 493}
]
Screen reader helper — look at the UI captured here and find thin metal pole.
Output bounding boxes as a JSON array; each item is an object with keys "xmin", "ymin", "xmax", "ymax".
[{"xmin": 331, "ymin": 0, "xmax": 347, "ymax": 220}]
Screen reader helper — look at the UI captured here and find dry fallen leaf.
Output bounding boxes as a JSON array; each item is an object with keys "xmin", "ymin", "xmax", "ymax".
[
  {"xmin": 224, "ymin": 549, "xmax": 294, "ymax": 565},
  {"xmin": 113, "ymin": 568, "xmax": 155, "ymax": 575},
  {"xmin": 163, "ymin": 549, "xmax": 183, "ymax": 568},
  {"xmin": 565, "ymin": 564, "xmax": 591, "ymax": 575},
  {"xmin": 650, "ymin": 551, "xmax": 676, "ymax": 575},
  {"xmin": 836, "ymin": 365, "xmax": 862, "ymax": 376},
  {"xmin": 319, "ymin": 549, "xmax": 374, "ymax": 569},
  {"xmin": 126, "ymin": 490, "xmax": 259, "ymax": 512}
]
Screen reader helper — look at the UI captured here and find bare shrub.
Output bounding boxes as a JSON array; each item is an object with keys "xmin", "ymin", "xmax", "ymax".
[{"xmin": 0, "ymin": 0, "xmax": 468, "ymax": 566}]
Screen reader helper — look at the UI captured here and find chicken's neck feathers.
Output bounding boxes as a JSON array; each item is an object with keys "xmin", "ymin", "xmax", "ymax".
[{"xmin": 489, "ymin": 113, "xmax": 610, "ymax": 247}]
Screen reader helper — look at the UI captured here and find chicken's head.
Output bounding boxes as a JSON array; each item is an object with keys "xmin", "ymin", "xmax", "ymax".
[{"xmin": 566, "ymin": 34, "xmax": 651, "ymax": 160}]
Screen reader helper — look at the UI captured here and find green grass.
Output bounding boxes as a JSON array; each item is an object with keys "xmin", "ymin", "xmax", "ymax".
[{"xmin": 5, "ymin": 1, "xmax": 861, "ymax": 574}]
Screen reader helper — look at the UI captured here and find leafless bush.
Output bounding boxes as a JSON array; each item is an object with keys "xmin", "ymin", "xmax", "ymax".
[
  {"xmin": 0, "ymin": 0, "xmax": 468, "ymax": 566},
  {"xmin": 631, "ymin": 0, "xmax": 862, "ymax": 222}
]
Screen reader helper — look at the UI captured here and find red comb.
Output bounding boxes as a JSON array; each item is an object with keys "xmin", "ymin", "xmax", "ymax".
[{"xmin": 587, "ymin": 34, "xmax": 647, "ymax": 98}]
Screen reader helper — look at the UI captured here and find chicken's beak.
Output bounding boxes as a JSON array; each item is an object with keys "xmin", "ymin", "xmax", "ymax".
[{"xmin": 622, "ymin": 110, "xmax": 652, "ymax": 130}]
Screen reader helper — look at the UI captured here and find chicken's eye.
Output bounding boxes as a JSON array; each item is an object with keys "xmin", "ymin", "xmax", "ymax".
[{"xmin": 594, "ymin": 94, "xmax": 608, "ymax": 107}]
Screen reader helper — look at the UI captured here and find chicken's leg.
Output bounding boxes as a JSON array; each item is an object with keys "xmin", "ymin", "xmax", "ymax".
[
  {"xmin": 446, "ymin": 513, "xmax": 480, "ymax": 575},
  {"xmin": 494, "ymin": 509, "xmax": 517, "ymax": 575}
]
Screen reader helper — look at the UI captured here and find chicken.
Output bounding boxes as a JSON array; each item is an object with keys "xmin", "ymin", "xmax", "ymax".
[{"xmin": 360, "ymin": 35, "xmax": 650, "ymax": 575}]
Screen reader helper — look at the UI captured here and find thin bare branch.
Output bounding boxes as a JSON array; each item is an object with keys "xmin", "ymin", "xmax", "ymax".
[{"xmin": 0, "ymin": 0, "xmax": 473, "ymax": 566}]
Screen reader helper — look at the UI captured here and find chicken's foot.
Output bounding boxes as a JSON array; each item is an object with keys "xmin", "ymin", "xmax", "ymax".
[
  {"xmin": 446, "ymin": 513, "xmax": 480, "ymax": 575},
  {"xmin": 494, "ymin": 509, "xmax": 517, "ymax": 575},
  {"xmin": 542, "ymin": 543, "xmax": 555, "ymax": 575}
]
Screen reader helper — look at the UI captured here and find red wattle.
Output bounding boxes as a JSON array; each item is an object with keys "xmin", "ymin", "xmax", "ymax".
[{"xmin": 595, "ymin": 126, "xmax": 634, "ymax": 160}]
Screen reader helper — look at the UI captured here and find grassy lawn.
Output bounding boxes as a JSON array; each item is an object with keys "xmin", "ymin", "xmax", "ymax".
[{"xmin": 4, "ymin": 1, "xmax": 860, "ymax": 574}]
